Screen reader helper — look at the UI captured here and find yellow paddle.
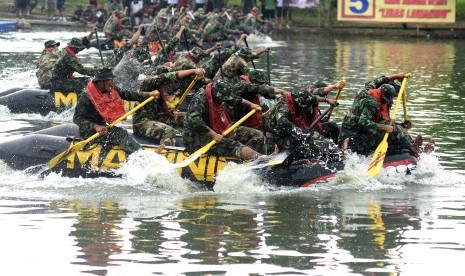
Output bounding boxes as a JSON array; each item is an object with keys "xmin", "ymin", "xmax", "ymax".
[
  {"xmin": 48, "ymin": 92, "xmax": 159, "ymax": 170},
  {"xmin": 366, "ymin": 73, "xmax": 411, "ymax": 177},
  {"xmin": 165, "ymin": 75, "xmax": 200, "ymax": 109},
  {"xmin": 174, "ymin": 108, "xmax": 258, "ymax": 168},
  {"xmin": 402, "ymin": 86, "xmax": 408, "ymax": 122},
  {"xmin": 326, "ymin": 80, "xmax": 345, "ymax": 121}
]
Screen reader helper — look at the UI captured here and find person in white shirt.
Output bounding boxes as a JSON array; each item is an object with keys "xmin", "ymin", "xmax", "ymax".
[{"xmin": 130, "ymin": 0, "xmax": 144, "ymax": 26}]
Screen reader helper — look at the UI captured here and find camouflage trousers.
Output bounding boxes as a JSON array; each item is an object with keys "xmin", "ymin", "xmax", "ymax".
[
  {"xmin": 339, "ymin": 124, "xmax": 412, "ymax": 156},
  {"xmin": 133, "ymin": 117, "xmax": 180, "ymax": 146},
  {"xmin": 48, "ymin": 77, "xmax": 90, "ymax": 93},
  {"xmin": 183, "ymin": 126, "xmax": 265, "ymax": 159},
  {"xmin": 80, "ymin": 126, "xmax": 142, "ymax": 154}
]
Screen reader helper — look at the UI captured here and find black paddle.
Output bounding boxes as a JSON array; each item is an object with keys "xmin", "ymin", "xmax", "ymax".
[
  {"xmin": 183, "ymin": 29, "xmax": 190, "ymax": 51},
  {"xmin": 95, "ymin": 30, "xmax": 105, "ymax": 66},
  {"xmin": 244, "ymin": 37, "xmax": 256, "ymax": 69},
  {"xmin": 154, "ymin": 26, "xmax": 169, "ymax": 62}
]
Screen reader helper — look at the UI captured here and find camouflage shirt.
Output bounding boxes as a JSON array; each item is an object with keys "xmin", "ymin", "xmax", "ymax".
[
  {"xmin": 51, "ymin": 48, "xmax": 96, "ymax": 80},
  {"xmin": 341, "ymin": 92, "xmax": 383, "ymax": 136},
  {"xmin": 36, "ymin": 48, "xmax": 64, "ymax": 88}
]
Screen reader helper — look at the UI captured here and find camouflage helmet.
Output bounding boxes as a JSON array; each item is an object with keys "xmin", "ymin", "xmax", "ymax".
[
  {"xmin": 237, "ymin": 47, "xmax": 253, "ymax": 59},
  {"xmin": 93, "ymin": 67, "xmax": 115, "ymax": 82},
  {"xmin": 380, "ymin": 84, "xmax": 396, "ymax": 105},
  {"xmin": 44, "ymin": 40, "xmax": 60, "ymax": 48},
  {"xmin": 212, "ymin": 80, "xmax": 235, "ymax": 104},
  {"xmin": 312, "ymin": 80, "xmax": 328, "ymax": 88},
  {"xmin": 291, "ymin": 90, "xmax": 315, "ymax": 110},
  {"xmin": 68, "ymin": 37, "xmax": 85, "ymax": 50},
  {"xmin": 248, "ymin": 69, "xmax": 268, "ymax": 84},
  {"xmin": 190, "ymin": 47, "xmax": 205, "ymax": 60}
]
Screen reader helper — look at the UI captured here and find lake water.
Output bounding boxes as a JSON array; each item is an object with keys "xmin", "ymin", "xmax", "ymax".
[{"xmin": 0, "ymin": 30, "xmax": 465, "ymax": 275}]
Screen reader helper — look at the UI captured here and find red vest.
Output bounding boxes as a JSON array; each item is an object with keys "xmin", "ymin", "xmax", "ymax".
[
  {"xmin": 285, "ymin": 94, "xmax": 323, "ymax": 132},
  {"xmin": 86, "ymin": 81, "xmax": 126, "ymax": 124},
  {"xmin": 239, "ymin": 75, "xmax": 263, "ymax": 129},
  {"xmin": 205, "ymin": 83, "xmax": 232, "ymax": 134},
  {"xmin": 368, "ymin": 89, "xmax": 390, "ymax": 122}
]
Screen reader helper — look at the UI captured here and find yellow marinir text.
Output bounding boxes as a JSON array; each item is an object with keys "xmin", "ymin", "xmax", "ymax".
[{"xmin": 65, "ymin": 144, "xmax": 237, "ymax": 183}]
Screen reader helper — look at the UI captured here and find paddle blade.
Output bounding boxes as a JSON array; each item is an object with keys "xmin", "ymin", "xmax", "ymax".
[
  {"xmin": 174, "ymin": 141, "xmax": 216, "ymax": 168},
  {"xmin": 366, "ymin": 139, "xmax": 388, "ymax": 177},
  {"xmin": 48, "ymin": 146, "xmax": 74, "ymax": 169}
]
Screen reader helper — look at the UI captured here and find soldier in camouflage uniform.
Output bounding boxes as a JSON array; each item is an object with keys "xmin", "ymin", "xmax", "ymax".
[
  {"xmin": 150, "ymin": 26, "xmax": 185, "ymax": 67},
  {"xmin": 357, "ymin": 72, "xmax": 408, "ymax": 97},
  {"xmin": 132, "ymin": 68, "xmax": 206, "ymax": 146},
  {"xmin": 198, "ymin": 15, "xmax": 239, "ymax": 44},
  {"xmin": 172, "ymin": 44, "xmax": 221, "ymax": 71},
  {"xmin": 102, "ymin": 10, "xmax": 126, "ymax": 49},
  {"xmin": 230, "ymin": 69, "xmax": 288, "ymax": 122},
  {"xmin": 264, "ymin": 89, "xmax": 340, "ymax": 160},
  {"xmin": 338, "ymin": 83, "xmax": 417, "ymax": 157},
  {"xmin": 213, "ymin": 46, "xmax": 270, "ymax": 83},
  {"xmin": 183, "ymin": 80, "xmax": 268, "ymax": 159},
  {"xmin": 73, "ymin": 67, "xmax": 158, "ymax": 154},
  {"xmin": 36, "ymin": 39, "xmax": 63, "ymax": 89},
  {"xmin": 49, "ymin": 37, "xmax": 97, "ymax": 92},
  {"xmin": 307, "ymin": 80, "xmax": 346, "ymax": 143},
  {"xmin": 241, "ymin": 7, "xmax": 267, "ymax": 34},
  {"xmin": 199, "ymin": 34, "xmax": 248, "ymax": 79}
]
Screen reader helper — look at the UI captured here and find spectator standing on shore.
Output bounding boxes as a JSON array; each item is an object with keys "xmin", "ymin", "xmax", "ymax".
[
  {"xmin": 242, "ymin": 0, "xmax": 255, "ymax": 14},
  {"xmin": 47, "ymin": 0, "xmax": 57, "ymax": 21},
  {"xmin": 57, "ymin": 0, "xmax": 66, "ymax": 22},
  {"xmin": 130, "ymin": 0, "xmax": 144, "ymax": 26},
  {"xmin": 15, "ymin": 0, "xmax": 29, "ymax": 19},
  {"xmin": 276, "ymin": 0, "xmax": 289, "ymax": 28},
  {"xmin": 263, "ymin": 0, "xmax": 275, "ymax": 24}
]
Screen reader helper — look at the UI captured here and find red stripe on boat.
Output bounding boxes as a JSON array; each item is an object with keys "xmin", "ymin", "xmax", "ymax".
[{"xmin": 300, "ymin": 173, "xmax": 336, "ymax": 187}]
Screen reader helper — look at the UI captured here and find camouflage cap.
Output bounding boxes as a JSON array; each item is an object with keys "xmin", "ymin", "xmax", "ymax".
[
  {"xmin": 93, "ymin": 67, "xmax": 115, "ymax": 82},
  {"xmin": 291, "ymin": 89, "xmax": 314, "ymax": 110},
  {"xmin": 312, "ymin": 81, "xmax": 327, "ymax": 88},
  {"xmin": 237, "ymin": 47, "xmax": 253, "ymax": 58},
  {"xmin": 380, "ymin": 84, "xmax": 396, "ymax": 105},
  {"xmin": 44, "ymin": 40, "xmax": 60, "ymax": 48},
  {"xmin": 248, "ymin": 69, "xmax": 268, "ymax": 84},
  {"xmin": 190, "ymin": 47, "xmax": 205, "ymax": 60},
  {"xmin": 212, "ymin": 80, "xmax": 235, "ymax": 103},
  {"xmin": 68, "ymin": 37, "xmax": 85, "ymax": 50}
]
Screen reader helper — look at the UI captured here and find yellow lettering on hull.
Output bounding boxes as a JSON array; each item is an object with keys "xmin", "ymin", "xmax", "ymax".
[
  {"xmin": 54, "ymin": 92, "xmax": 77, "ymax": 108},
  {"xmin": 64, "ymin": 144, "xmax": 239, "ymax": 183}
]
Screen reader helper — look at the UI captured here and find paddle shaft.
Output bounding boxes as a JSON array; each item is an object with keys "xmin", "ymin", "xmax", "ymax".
[
  {"xmin": 183, "ymin": 30, "xmax": 189, "ymax": 51},
  {"xmin": 95, "ymin": 31, "xmax": 105, "ymax": 66},
  {"xmin": 166, "ymin": 75, "xmax": 199, "ymax": 109},
  {"xmin": 174, "ymin": 109, "xmax": 258, "ymax": 168},
  {"xmin": 155, "ymin": 27, "xmax": 170, "ymax": 62},
  {"xmin": 218, "ymin": 47, "xmax": 223, "ymax": 78},
  {"xmin": 326, "ymin": 85, "xmax": 344, "ymax": 121},
  {"xmin": 266, "ymin": 50, "xmax": 271, "ymax": 85},
  {"xmin": 244, "ymin": 38, "xmax": 256, "ymax": 69}
]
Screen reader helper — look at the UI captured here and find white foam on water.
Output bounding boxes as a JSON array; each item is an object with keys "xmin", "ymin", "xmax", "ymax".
[
  {"xmin": 213, "ymin": 162, "xmax": 271, "ymax": 193},
  {"xmin": 116, "ymin": 150, "xmax": 194, "ymax": 193}
]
